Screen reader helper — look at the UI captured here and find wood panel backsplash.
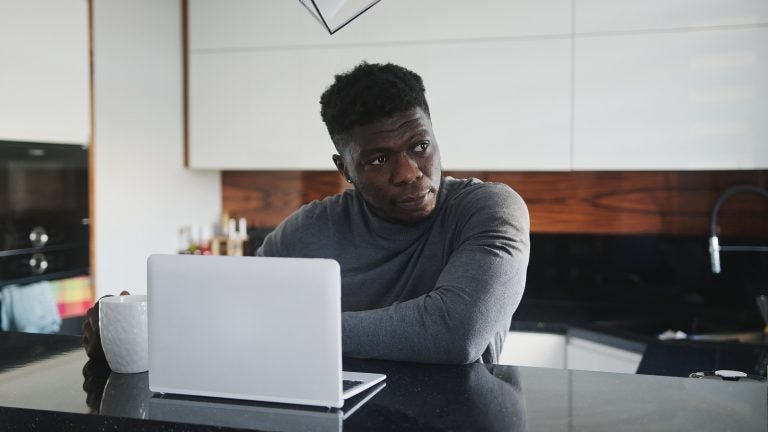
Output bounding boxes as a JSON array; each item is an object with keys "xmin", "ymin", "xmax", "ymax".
[{"xmin": 222, "ymin": 170, "xmax": 768, "ymax": 237}]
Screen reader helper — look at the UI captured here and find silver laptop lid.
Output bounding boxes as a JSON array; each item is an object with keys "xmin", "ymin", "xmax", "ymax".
[{"xmin": 147, "ymin": 254, "xmax": 344, "ymax": 407}]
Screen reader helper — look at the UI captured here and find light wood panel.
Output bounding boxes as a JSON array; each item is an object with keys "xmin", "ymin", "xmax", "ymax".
[
  {"xmin": 222, "ymin": 171, "xmax": 347, "ymax": 227},
  {"xmin": 222, "ymin": 170, "xmax": 768, "ymax": 236}
]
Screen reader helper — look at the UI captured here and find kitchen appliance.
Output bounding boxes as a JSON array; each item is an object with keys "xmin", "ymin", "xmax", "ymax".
[{"xmin": 0, "ymin": 141, "xmax": 89, "ymax": 287}]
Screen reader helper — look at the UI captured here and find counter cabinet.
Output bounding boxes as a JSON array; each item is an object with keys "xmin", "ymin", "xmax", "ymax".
[{"xmin": 500, "ymin": 330, "xmax": 643, "ymax": 374}]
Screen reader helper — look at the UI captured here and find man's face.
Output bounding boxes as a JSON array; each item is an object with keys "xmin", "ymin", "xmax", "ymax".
[{"xmin": 333, "ymin": 107, "xmax": 442, "ymax": 224}]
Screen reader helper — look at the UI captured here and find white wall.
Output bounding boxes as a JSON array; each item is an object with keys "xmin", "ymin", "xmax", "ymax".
[{"xmin": 92, "ymin": 0, "xmax": 221, "ymax": 297}]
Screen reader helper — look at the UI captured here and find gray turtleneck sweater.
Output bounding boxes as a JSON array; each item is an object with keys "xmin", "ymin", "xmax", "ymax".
[{"xmin": 256, "ymin": 176, "xmax": 529, "ymax": 364}]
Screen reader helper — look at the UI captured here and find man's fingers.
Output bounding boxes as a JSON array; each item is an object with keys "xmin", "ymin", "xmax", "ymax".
[
  {"xmin": 86, "ymin": 304, "xmax": 97, "ymax": 321},
  {"xmin": 86, "ymin": 307, "xmax": 98, "ymax": 333},
  {"xmin": 83, "ymin": 293, "xmax": 128, "ymax": 361}
]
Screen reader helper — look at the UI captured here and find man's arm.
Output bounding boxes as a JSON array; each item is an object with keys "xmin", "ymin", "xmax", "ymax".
[{"xmin": 342, "ymin": 185, "xmax": 530, "ymax": 364}]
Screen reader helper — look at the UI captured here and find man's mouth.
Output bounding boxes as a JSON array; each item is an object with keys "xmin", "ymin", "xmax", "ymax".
[{"xmin": 397, "ymin": 190, "xmax": 432, "ymax": 211}]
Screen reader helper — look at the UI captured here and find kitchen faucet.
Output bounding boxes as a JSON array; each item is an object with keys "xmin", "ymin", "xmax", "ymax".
[
  {"xmin": 709, "ymin": 185, "xmax": 768, "ymax": 334},
  {"xmin": 708, "ymin": 184, "xmax": 768, "ymax": 274}
]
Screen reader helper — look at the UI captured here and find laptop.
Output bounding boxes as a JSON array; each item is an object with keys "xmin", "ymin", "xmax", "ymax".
[{"xmin": 147, "ymin": 254, "xmax": 386, "ymax": 408}]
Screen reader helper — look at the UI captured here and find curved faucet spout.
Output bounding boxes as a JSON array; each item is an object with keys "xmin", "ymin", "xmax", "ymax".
[{"xmin": 709, "ymin": 184, "xmax": 768, "ymax": 274}]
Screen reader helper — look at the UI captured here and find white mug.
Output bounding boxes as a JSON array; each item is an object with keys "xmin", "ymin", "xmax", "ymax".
[{"xmin": 99, "ymin": 295, "xmax": 148, "ymax": 374}]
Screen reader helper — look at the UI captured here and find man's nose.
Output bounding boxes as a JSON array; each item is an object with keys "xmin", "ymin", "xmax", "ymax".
[{"xmin": 391, "ymin": 153, "xmax": 422, "ymax": 185}]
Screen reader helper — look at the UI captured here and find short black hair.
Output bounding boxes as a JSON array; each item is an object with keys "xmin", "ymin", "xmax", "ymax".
[{"xmin": 320, "ymin": 62, "xmax": 431, "ymax": 143}]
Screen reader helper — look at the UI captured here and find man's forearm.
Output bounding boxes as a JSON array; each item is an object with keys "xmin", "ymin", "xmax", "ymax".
[{"xmin": 342, "ymin": 247, "xmax": 526, "ymax": 364}]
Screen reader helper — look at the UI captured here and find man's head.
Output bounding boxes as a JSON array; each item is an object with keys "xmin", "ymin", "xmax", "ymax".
[{"xmin": 320, "ymin": 62, "xmax": 442, "ymax": 224}]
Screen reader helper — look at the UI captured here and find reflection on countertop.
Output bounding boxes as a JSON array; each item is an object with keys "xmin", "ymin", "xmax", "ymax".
[{"xmin": 0, "ymin": 332, "xmax": 765, "ymax": 431}]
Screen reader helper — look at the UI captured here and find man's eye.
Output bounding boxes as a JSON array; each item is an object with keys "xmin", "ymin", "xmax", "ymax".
[
  {"xmin": 369, "ymin": 155, "xmax": 388, "ymax": 165},
  {"xmin": 414, "ymin": 142, "xmax": 429, "ymax": 152}
]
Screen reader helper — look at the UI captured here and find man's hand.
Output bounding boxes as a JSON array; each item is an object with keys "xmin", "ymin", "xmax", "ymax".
[{"xmin": 82, "ymin": 291, "xmax": 130, "ymax": 361}]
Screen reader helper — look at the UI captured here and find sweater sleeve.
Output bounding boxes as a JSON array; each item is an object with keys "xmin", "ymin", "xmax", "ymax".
[{"xmin": 341, "ymin": 184, "xmax": 530, "ymax": 364}]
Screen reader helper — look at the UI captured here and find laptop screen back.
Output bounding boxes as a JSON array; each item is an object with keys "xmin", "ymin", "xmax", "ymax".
[{"xmin": 147, "ymin": 254, "xmax": 343, "ymax": 407}]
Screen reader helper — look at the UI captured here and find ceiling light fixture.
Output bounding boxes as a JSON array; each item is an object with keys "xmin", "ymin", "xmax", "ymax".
[{"xmin": 299, "ymin": 0, "xmax": 382, "ymax": 35}]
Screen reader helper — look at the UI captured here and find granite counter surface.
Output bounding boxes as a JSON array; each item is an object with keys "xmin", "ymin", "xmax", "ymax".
[
  {"xmin": 511, "ymin": 299, "xmax": 768, "ymax": 378},
  {"xmin": 0, "ymin": 332, "xmax": 765, "ymax": 431}
]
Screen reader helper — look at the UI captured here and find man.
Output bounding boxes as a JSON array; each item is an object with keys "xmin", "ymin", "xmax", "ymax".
[
  {"xmin": 257, "ymin": 62, "xmax": 529, "ymax": 364},
  {"xmin": 84, "ymin": 62, "xmax": 529, "ymax": 365}
]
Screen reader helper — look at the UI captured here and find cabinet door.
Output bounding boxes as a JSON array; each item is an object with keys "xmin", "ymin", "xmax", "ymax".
[
  {"xmin": 566, "ymin": 337, "xmax": 642, "ymax": 374},
  {"xmin": 575, "ymin": 0, "xmax": 768, "ymax": 33},
  {"xmin": 0, "ymin": 0, "xmax": 90, "ymax": 145},
  {"xmin": 187, "ymin": 0, "xmax": 572, "ymax": 170},
  {"xmin": 499, "ymin": 331, "xmax": 566, "ymax": 369},
  {"xmin": 573, "ymin": 27, "xmax": 768, "ymax": 170}
]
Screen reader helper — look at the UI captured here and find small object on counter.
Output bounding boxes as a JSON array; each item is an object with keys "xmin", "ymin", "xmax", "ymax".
[
  {"xmin": 207, "ymin": 213, "xmax": 252, "ymax": 256},
  {"xmin": 227, "ymin": 218, "xmax": 237, "ymax": 239},
  {"xmin": 200, "ymin": 226, "xmax": 212, "ymax": 255},
  {"xmin": 177, "ymin": 226, "xmax": 192, "ymax": 254},
  {"xmin": 690, "ymin": 370, "xmax": 765, "ymax": 382},
  {"xmin": 226, "ymin": 218, "xmax": 243, "ymax": 256},
  {"xmin": 179, "ymin": 223, "xmax": 217, "ymax": 255},
  {"xmin": 657, "ymin": 329, "xmax": 688, "ymax": 341},
  {"xmin": 211, "ymin": 237, "xmax": 226, "ymax": 256},
  {"xmin": 218, "ymin": 211, "xmax": 230, "ymax": 237},
  {"xmin": 238, "ymin": 217, "xmax": 253, "ymax": 256},
  {"xmin": 237, "ymin": 218, "xmax": 248, "ymax": 238},
  {"xmin": 190, "ymin": 225, "xmax": 202, "ymax": 255},
  {"xmin": 227, "ymin": 238, "xmax": 242, "ymax": 256}
]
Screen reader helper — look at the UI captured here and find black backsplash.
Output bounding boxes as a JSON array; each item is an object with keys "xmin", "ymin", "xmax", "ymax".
[
  {"xmin": 525, "ymin": 234, "xmax": 768, "ymax": 321},
  {"xmin": 249, "ymin": 228, "xmax": 768, "ymax": 326}
]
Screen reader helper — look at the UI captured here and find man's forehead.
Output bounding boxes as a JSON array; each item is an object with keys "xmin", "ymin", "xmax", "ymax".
[
  {"xmin": 350, "ymin": 109, "xmax": 430, "ymax": 148},
  {"xmin": 368, "ymin": 111, "xmax": 423, "ymax": 135}
]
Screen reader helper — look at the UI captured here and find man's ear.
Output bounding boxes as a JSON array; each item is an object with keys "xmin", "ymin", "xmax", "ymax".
[{"xmin": 332, "ymin": 154, "xmax": 350, "ymax": 182}]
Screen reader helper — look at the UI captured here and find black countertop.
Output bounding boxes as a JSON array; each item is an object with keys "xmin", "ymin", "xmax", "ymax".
[
  {"xmin": 0, "ymin": 332, "xmax": 765, "ymax": 431},
  {"xmin": 510, "ymin": 299, "xmax": 768, "ymax": 378}
]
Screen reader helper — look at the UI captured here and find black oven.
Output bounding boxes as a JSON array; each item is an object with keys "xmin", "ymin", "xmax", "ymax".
[{"xmin": 0, "ymin": 141, "xmax": 89, "ymax": 287}]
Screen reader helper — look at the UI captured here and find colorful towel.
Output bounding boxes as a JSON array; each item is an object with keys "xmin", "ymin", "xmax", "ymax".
[{"xmin": 50, "ymin": 276, "xmax": 93, "ymax": 318}]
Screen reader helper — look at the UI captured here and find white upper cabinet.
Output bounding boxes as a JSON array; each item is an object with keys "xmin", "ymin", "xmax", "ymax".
[
  {"xmin": 189, "ymin": 38, "xmax": 573, "ymax": 171},
  {"xmin": 575, "ymin": 0, "xmax": 768, "ymax": 33},
  {"xmin": 189, "ymin": 0, "xmax": 571, "ymax": 49},
  {"xmin": 0, "ymin": 0, "xmax": 90, "ymax": 145},
  {"xmin": 187, "ymin": 0, "xmax": 573, "ymax": 170},
  {"xmin": 573, "ymin": 23, "xmax": 768, "ymax": 169},
  {"xmin": 189, "ymin": 1, "xmax": 768, "ymax": 171}
]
